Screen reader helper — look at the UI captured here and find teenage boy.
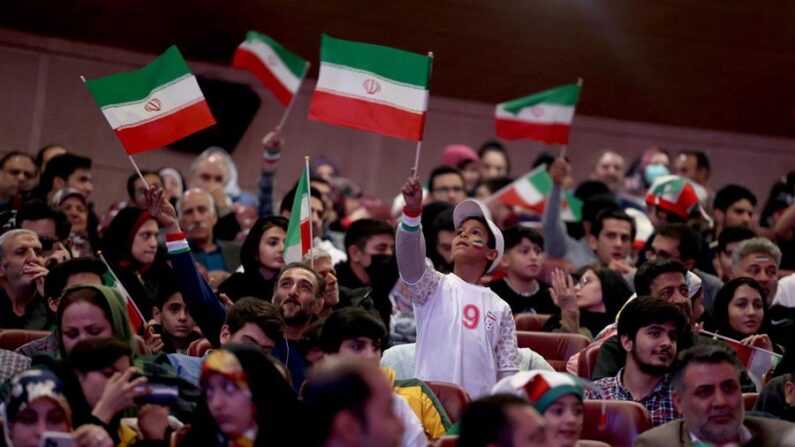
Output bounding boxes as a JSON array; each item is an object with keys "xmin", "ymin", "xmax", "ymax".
[
  {"xmin": 488, "ymin": 225, "xmax": 557, "ymax": 315},
  {"xmin": 398, "ymin": 176, "xmax": 518, "ymax": 399},
  {"xmin": 151, "ymin": 275, "xmax": 200, "ymax": 354}
]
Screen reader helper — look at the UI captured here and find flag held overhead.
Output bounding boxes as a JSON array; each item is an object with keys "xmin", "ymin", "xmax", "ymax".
[
  {"xmin": 495, "ymin": 83, "xmax": 580, "ymax": 144},
  {"xmin": 84, "ymin": 45, "xmax": 216, "ymax": 155},
  {"xmin": 233, "ymin": 31, "xmax": 309, "ymax": 107}
]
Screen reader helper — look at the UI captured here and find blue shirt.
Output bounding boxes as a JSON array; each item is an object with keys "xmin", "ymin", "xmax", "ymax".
[{"xmin": 195, "ymin": 245, "xmax": 227, "ymax": 272}]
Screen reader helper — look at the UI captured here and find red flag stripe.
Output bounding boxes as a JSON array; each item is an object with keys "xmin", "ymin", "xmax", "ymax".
[
  {"xmin": 495, "ymin": 118, "xmax": 571, "ymax": 144},
  {"xmin": 233, "ymin": 48, "xmax": 293, "ymax": 106},
  {"xmin": 114, "ymin": 100, "xmax": 216, "ymax": 154}
]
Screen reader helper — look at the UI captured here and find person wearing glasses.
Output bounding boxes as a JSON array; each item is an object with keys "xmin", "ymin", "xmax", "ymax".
[{"xmin": 427, "ymin": 166, "xmax": 467, "ymax": 206}]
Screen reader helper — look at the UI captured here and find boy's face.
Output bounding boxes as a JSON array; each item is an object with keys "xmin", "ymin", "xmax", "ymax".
[
  {"xmin": 452, "ymin": 219, "xmax": 497, "ymax": 266},
  {"xmin": 157, "ymin": 293, "xmax": 196, "ymax": 340},
  {"xmin": 502, "ymin": 238, "xmax": 545, "ymax": 281},
  {"xmin": 338, "ymin": 336, "xmax": 382, "ymax": 365}
]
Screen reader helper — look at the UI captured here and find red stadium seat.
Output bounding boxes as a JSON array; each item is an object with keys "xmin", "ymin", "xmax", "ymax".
[
  {"xmin": 515, "ymin": 331, "xmax": 590, "ymax": 371},
  {"xmin": 514, "ymin": 313, "xmax": 552, "ymax": 332},
  {"xmin": 581, "ymin": 400, "xmax": 652, "ymax": 447},
  {"xmin": 434, "ymin": 436, "xmax": 457, "ymax": 447},
  {"xmin": 187, "ymin": 337, "xmax": 213, "ymax": 357},
  {"xmin": 424, "ymin": 381, "xmax": 471, "ymax": 424},
  {"xmin": 577, "ymin": 341, "xmax": 603, "ymax": 379},
  {"xmin": 0, "ymin": 330, "xmax": 50, "ymax": 351}
]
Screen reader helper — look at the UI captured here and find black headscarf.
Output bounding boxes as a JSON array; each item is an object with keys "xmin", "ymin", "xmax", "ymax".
[{"xmin": 710, "ymin": 277, "xmax": 771, "ymax": 342}]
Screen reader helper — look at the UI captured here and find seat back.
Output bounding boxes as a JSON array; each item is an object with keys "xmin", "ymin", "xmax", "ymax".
[
  {"xmin": 514, "ymin": 313, "xmax": 553, "ymax": 332},
  {"xmin": 743, "ymin": 392, "xmax": 758, "ymax": 411},
  {"xmin": 434, "ymin": 435, "xmax": 457, "ymax": 447},
  {"xmin": 577, "ymin": 341, "xmax": 603, "ymax": 379},
  {"xmin": 581, "ymin": 400, "xmax": 652, "ymax": 447},
  {"xmin": 0, "ymin": 330, "xmax": 50, "ymax": 351},
  {"xmin": 515, "ymin": 331, "xmax": 590, "ymax": 371},
  {"xmin": 187, "ymin": 337, "xmax": 213, "ymax": 357},
  {"xmin": 424, "ymin": 381, "xmax": 471, "ymax": 424}
]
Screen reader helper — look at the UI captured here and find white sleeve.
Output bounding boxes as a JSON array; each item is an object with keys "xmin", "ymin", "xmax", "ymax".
[
  {"xmin": 392, "ymin": 394, "xmax": 428, "ymax": 447},
  {"xmin": 495, "ymin": 305, "xmax": 520, "ymax": 374}
]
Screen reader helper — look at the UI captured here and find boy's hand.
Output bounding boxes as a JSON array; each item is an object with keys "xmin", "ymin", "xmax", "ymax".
[
  {"xmin": 402, "ymin": 174, "xmax": 422, "ymax": 212},
  {"xmin": 548, "ymin": 158, "xmax": 570, "ymax": 186}
]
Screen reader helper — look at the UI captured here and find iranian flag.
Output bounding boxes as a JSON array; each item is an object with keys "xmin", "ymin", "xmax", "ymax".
[
  {"xmin": 495, "ymin": 83, "xmax": 580, "ymax": 144},
  {"xmin": 100, "ymin": 264, "xmax": 145, "ymax": 334},
  {"xmin": 284, "ymin": 165, "xmax": 312, "ymax": 264},
  {"xmin": 308, "ymin": 34, "xmax": 432, "ymax": 141},
  {"xmin": 233, "ymin": 31, "xmax": 309, "ymax": 106},
  {"xmin": 719, "ymin": 335, "xmax": 782, "ymax": 392},
  {"xmin": 84, "ymin": 45, "xmax": 216, "ymax": 154},
  {"xmin": 491, "ymin": 165, "xmax": 583, "ymax": 222}
]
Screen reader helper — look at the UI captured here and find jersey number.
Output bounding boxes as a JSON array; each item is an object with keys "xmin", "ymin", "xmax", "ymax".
[{"xmin": 463, "ymin": 304, "xmax": 480, "ymax": 330}]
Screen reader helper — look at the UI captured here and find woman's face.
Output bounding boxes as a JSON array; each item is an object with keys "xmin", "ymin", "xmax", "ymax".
[
  {"xmin": 205, "ymin": 374, "xmax": 256, "ymax": 439},
  {"xmin": 60, "ymin": 301, "xmax": 113, "ymax": 353},
  {"xmin": 543, "ymin": 395, "xmax": 583, "ymax": 447},
  {"xmin": 575, "ymin": 269, "xmax": 605, "ymax": 312},
  {"xmin": 162, "ymin": 172, "xmax": 183, "ymax": 201},
  {"xmin": 60, "ymin": 197, "xmax": 87, "ymax": 233},
  {"xmin": 728, "ymin": 284, "xmax": 765, "ymax": 335},
  {"xmin": 258, "ymin": 226, "xmax": 285, "ymax": 272},
  {"xmin": 10, "ymin": 397, "xmax": 70, "ymax": 447},
  {"xmin": 76, "ymin": 355, "xmax": 132, "ymax": 408},
  {"xmin": 130, "ymin": 219, "xmax": 159, "ymax": 265}
]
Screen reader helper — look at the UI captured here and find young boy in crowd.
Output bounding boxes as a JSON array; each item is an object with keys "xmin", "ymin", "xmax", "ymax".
[
  {"xmin": 488, "ymin": 225, "xmax": 557, "ymax": 315},
  {"xmin": 151, "ymin": 275, "xmax": 200, "ymax": 354},
  {"xmin": 397, "ymin": 175, "xmax": 518, "ymax": 399}
]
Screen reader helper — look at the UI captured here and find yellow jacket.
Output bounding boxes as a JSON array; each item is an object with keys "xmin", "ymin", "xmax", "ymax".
[{"xmin": 382, "ymin": 367, "xmax": 452, "ymax": 440}]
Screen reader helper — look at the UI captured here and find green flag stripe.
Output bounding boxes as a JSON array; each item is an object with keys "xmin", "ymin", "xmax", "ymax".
[
  {"xmin": 564, "ymin": 192, "xmax": 583, "ymax": 220},
  {"xmin": 527, "ymin": 169, "xmax": 552, "ymax": 194},
  {"xmin": 246, "ymin": 31, "xmax": 307, "ymax": 78},
  {"xmin": 501, "ymin": 84, "xmax": 580, "ymax": 114},
  {"xmin": 86, "ymin": 45, "xmax": 192, "ymax": 107},
  {"xmin": 320, "ymin": 34, "xmax": 430, "ymax": 87}
]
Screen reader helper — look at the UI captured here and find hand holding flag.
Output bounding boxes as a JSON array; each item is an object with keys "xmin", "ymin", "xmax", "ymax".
[{"xmin": 701, "ymin": 330, "xmax": 781, "ymax": 392}]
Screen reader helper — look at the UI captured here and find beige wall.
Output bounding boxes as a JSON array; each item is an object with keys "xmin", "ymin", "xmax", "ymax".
[{"xmin": 2, "ymin": 27, "xmax": 794, "ymax": 215}]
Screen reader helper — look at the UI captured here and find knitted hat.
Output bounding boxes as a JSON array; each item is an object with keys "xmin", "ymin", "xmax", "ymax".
[
  {"xmin": 645, "ymin": 175, "xmax": 701, "ymax": 219},
  {"xmin": 492, "ymin": 370, "xmax": 586, "ymax": 414}
]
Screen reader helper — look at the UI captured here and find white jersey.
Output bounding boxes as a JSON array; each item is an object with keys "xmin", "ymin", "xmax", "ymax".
[{"xmin": 407, "ymin": 259, "xmax": 519, "ymax": 399}]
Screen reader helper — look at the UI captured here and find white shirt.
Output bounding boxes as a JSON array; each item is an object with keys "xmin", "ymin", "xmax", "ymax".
[
  {"xmin": 393, "ymin": 393, "xmax": 428, "ymax": 447},
  {"xmin": 772, "ymin": 273, "xmax": 795, "ymax": 307}
]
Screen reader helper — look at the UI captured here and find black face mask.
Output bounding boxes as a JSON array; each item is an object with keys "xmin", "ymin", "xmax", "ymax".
[{"xmin": 365, "ymin": 254, "xmax": 398, "ymax": 290}]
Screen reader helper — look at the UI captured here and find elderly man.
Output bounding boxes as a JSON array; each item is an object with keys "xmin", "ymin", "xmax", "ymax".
[
  {"xmin": 178, "ymin": 188, "xmax": 241, "ymax": 285},
  {"xmin": 0, "ymin": 229, "xmax": 50, "ymax": 330},
  {"xmin": 635, "ymin": 344, "xmax": 794, "ymax": 446}
]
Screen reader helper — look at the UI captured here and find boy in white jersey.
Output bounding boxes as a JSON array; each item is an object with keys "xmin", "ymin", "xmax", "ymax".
[{"xmin": 397, "ymin": 175, "xmax": 519, "ymax": 398}]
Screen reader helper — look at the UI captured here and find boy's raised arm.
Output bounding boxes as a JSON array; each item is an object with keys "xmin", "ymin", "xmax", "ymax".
[{"xmin": 396, "ymin": 175, "xmax": 428, "ymax": 284}]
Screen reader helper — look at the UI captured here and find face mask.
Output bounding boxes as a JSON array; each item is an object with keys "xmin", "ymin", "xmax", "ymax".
[
  {"xmin": 365, "ymin": 254, "xmax": 398, "ymax": 290},
  {"xmin": 644, "ymin": 164, "xmax": 670, "ymax": 185}
]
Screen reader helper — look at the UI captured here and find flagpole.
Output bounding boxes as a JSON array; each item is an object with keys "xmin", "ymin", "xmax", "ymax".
[
  {"xmin": 81, "ymin": 74, "xmax": 149, "ymax": 189},
  {"xmin": 700, "ymin": 330, "xmax": 782, "ymax": 358},
  {"xmin": 276, "ymin": 62, "xmax": 311, "ymax": 131},
  {"xmin": 412, "ymin": 51, "xmax": 434, "ymax": 179},
  {"xmin": 559, "ymin": 78, "xmax": 583, "ymax": 159},
  {"xmin": 305, "ymin": 156, "xmax": 314, "ymax": 269}
]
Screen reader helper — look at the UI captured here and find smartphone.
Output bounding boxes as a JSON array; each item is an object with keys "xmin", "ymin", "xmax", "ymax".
[
  {"xmin": 133, "ymin": 374, "xmax": 181, "ymax": 406},
  {"xmin": 39, "ymin": 432, "xmax": 76, "ymax": 447}
]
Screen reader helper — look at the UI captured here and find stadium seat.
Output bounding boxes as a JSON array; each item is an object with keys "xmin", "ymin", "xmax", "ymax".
[
  {"xmin": 0, "ymin": 329, "xmax": 50, "ymax": 351},
  {"xmin": 514, "ymin": 313, "xmax": 552, "ymax": 332},
  {"xmin": 743, "ymin": 393, "xmax": 758, "ymax": 411},
  {"xmin": 434, "ymin": 435, "xmax": 457, "ymax": 447},
  {"xmin": 424, "ymin": 381, "xmax": 471, "ymax": 424},
  {"xmin": 187, "ymin": 337, "xmax": 213, "ymax": 357},
  {"xmin": 515, "ymin": 331, "xmax": 590, "ymax": 371},
  {"xmin": 581, "ymin": 400, "xmax": 652, "ymax": 447},
  {"xmin": 577, "ymin": 341, "xmax": 603, "ymax": 379}
]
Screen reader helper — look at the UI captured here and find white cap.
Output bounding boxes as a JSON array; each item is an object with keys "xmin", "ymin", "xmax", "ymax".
[{"xmin": 453, "ymin": 199, "xmax": 504, "ymax": 273}]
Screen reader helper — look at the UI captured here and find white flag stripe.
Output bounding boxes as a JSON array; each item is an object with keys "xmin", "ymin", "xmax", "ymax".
[
  {"xmin": 238, "ymin": 40, "xmax": 302, "ymax": 92},
  {"xmin": 100, "ymin": 75, "xmax": 204, "ymax": 129},
  {"xmin": 299, "ymin": 193, "xmax": 309, "ymax": 220},
  {"xmin": 514, "ymin": 177, "xmax": 546, "ymax": 204},
  {"xmin": 284, "ymin": 244, "xmax": 303, "ymax": 264},
  {"xmin": 495, "ymin": 103, "xmax": 575, "ymax": 124},
  {"xmin": 315, "ymin": 63, "xmax": 428, "ymax": 113}
]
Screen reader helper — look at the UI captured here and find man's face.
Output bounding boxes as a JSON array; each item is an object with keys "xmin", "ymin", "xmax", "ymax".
[
  {"xmin": 0, "ymin": 155, "xmax": 36, "ymax": 195},
  {"xmin": 503, "ymin": 238, "xmax": 545, "ymax": 281},
  {"xmin": 647, "ymin": 235, "xmax": 682, "ymax": 263},
  {"xmin": 590, "ymin": 218, "xmax": 633, "ymax": 266},
  {"xmin": 179, "ymin": 190, "xmax": 217, "ymax": 243},
  {"xmin": 673, "ymin": 362, "xmax": 743, "ymax": 445},
  {"xmin": 222, "ymin": 322, "xmax": 276, "ymax": 354},
  {"xmin": 190, "ymin": 156, "xmax": 228, "ymax": 193},
  {"xmin": 732, "ymin": 252, "xmax": 779, "ymax": 300},
  {"xmin": 591, "ymin": 152, "xmax": 624, "ymax": 192},
  {"xmin": 0, "ymin": 233, "xmax": 44, "ymax": 289},
  {"xmin": 313, "ymin": 257, "xmax": 339, "ymax": 309},
  {"xmin": 20, "ymin": 219, "xmax": 70, "ymax": 268},
  {"xmin": 430, "ymin": 173, "xmax": 466, "ymax": 205},
  {"xmin": 353, "ymin": 234, "xmax": 395, "ymax": 270},
  {"xmin": 272, "ymin": 267, "xmax": 320, "ymax": 325},
  {"xmin": 674, "ymin": 154, "xmax": 697, "ymax": 181},
  {"xmin": 649, "ymin": 272, "xmax": 691, "ymax": 321},
  {"xmin": 310, "ymin": 196, "xmax": 325, "ymax": 237},
  {"xmin": 131, "ymin": 174, "xmax": 163, "ymax": 208},
  {"xmin": 157, "ymin": 293, "xmax": 196, "ymax": 340},
  {"xmin": 505, "ymin": 404, "xmax": 548, "ymax": 447},
  {"xmin": 622, "ymin": 322, "xmax": 678, "ymax": 376},
  {"xmin": 66, "ymin": 168, "xmax": 93, "ymax": 200},
  {"xmin": 719, "ymin": 199, "xmax": 754, "ymax": 229}
]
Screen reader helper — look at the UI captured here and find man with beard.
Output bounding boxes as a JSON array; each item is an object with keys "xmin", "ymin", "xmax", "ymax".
[
  {"xmin": 586, "ymin": 297, "xmax": 687, "ymax": 426},
  {"xmin": 635, "ymin": 344, "xmax": 795, "ymax": 446}
]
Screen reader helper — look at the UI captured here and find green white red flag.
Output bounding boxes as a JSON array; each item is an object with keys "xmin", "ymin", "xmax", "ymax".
[
  {"xmin": 84, "ymin": 45, "xmax": 216, "ymax": 155},
  {"xmin": 495, "ymin": 83, "xmax": 580, "ymax": 144},
  {"xmin": 284, "ymin": 163, "xmax": 312, "ymax": 264},
  {"xmin": 703, "ymin": 331, "xmax": 781, "ymax": 392},
  {"xmin": 233, "ymin": 31, "xmax": 309, "ymax": 106},
  {"xmin": 491, "ymin": 165, "xmax": 583, "ymax": 222},
  {"xmin": 308, "ymin": 34, "xmax": 432, "ymax": 141},
  {"xmin": 99, "ymin": 259, "xmax": 145, "ymax": 333}
]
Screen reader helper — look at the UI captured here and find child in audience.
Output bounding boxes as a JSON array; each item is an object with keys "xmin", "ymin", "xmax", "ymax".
[{"xmin": 152, "ymin": 275, "xmax": 200, "ymax": 354}]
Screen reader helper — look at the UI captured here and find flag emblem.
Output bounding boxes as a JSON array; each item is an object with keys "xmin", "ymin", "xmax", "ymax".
[
  {"xmin": 144, "ymin": 98, "xmax": 162, "ymax": 112},
  {"xmin": 363, "ymin": 78, "xmax": 381, "ymax": 95}
]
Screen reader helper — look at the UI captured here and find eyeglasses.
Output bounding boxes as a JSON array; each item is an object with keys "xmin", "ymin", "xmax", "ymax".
[{"xmin": 432, "ymin": 186, "xmax": 465, "ymax": 194}]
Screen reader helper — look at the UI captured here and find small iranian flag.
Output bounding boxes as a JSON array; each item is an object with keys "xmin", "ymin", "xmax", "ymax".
[
  {"xmin": 84, "ymin": 45, "xmax": 216, "ymax": 154},
  {"xmin": 491, "ymin": 165, "xmax": 583, "ymax": 222},
  {"xmin": 233, "ymin": 31, "xmax": 309, "ymax": 106},
  {"xmin": 715, "ymin": 333, "xmax": 782, "ymax": 392},
  {"xmin": 100, "ymin": 266, "xmax": 145, "ymax": 334},
  {"xmin": 284, "ymin": 164, "xmax": 312, "ymax": 264},
  {"xmin": 495, "ymin": 83, "xmax": 580, "ymax": 144},
  {"xmin": 308, "ymin": 34, "xmax": 432, "ymax": 141}
]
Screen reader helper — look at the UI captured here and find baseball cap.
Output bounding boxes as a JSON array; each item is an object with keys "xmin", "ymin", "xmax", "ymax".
[{"xmin": 453, "ymin": 199, "xmax": 504, "ymax": 273}]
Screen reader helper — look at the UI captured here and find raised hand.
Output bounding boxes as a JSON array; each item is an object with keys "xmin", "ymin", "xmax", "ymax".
[
  {"xmin": 548, "ymin": 157, "xmax": 570, "ymax": 186},
  {"xmin": 262, "ymin": 128, "xmax": 285, "ymax": 172},
  {"xmin": 402, "ymin": 173, "xmax": 423, "ymax": 212},
  {"xmin": 550, "ymin": 268, "xmax": 577, "ymax": 311},
  {"xmin": 73, "ymin": 424, "xmax": 113, "ymax": 447},
  {"xmin": 145, "ymin": 187, "xmax": 179, "ymax": 232},
  {"xmin": 91, "ymin": 367, "xmax": 148, "ymax": 424}
]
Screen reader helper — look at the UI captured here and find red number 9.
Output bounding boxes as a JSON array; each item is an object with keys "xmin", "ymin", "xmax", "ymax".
[{"xmin": 463, "ymin": 304, "xmax": 480, "ymax": 330}]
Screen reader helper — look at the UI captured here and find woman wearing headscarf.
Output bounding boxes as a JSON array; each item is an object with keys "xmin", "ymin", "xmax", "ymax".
[{"xmin": 709, "ymin": 277, "xmax": 779, "ymax": 353}]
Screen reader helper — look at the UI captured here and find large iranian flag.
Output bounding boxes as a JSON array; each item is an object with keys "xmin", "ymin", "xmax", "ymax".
[
  {"xmin": 308, "ymin": 34, "xmax": 432, "ymax": 141},
  {"xmin": 491, "ymin": 165, "xmax": 583, "ymax": 222},
  {"xmin": 495, "ymin": 83, "xmax": 580, "ymax": 144},
  {"xmin": 233, "ymin": 31, "xmax": 308, "ymax": 106},
  {"xmin": 84, "ymin": 46, "xmax": 216, "ymax": 154},
  {"xmin": 284, "ymin": 165, "xmax": 312, "ymax": 264}
]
